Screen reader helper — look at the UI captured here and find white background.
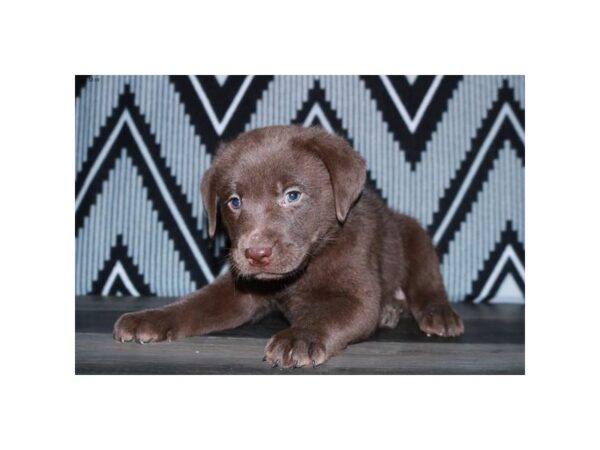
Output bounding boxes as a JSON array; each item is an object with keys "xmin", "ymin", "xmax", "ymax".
[{"xmin": 1, "ymin": 1, "xmax": 598, "ymax": 449}]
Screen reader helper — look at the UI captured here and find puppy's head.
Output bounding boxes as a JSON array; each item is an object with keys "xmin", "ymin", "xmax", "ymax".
[{"xmin": 201, "ymin": 126, "xmax": 366, "ymax": 280}]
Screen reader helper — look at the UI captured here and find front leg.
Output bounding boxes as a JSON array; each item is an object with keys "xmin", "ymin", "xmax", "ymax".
[
  {"xmin": 263, "ymin": 293, "xmax": 379, "ymax": 368},
  {"xmin": 113, "ymin": 274, "xmax": 271, "ymax": 343}
]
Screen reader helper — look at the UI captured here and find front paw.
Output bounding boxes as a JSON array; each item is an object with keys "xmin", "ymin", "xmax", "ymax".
[
  {"xmin": 263, "ymin": 328, "xmax": 329, "ymax": 369},
  {"xmin": 416, "ymin": 304, "xmax": 464, "ymax": 337},
  {"xmin": 113, "ymin": 309, "xmax": 178, "ymax": 343}
]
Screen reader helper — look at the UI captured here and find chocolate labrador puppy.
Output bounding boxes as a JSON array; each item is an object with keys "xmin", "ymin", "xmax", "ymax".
[{"xmin": 113, "ymin": 125, "xmax": 464, "ymax": 368}]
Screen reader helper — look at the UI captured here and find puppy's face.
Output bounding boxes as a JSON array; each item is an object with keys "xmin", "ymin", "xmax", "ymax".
[
  {"xmin": 219, "ymin": 149, "xmax": 333, "ymax": 280},
  {"xmin": 201, "ymin": 126, "xmax": 366, "ymax": 280}
]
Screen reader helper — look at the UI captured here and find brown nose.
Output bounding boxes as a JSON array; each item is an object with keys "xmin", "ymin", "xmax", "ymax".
[{"xmin": 244, "ymin": 246, "xmax": 272, "ymax": 266}]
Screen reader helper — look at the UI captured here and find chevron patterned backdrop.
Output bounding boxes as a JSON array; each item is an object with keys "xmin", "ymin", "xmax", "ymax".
[{"xmin": 75, "ymin": 75, "xmax": 524, "ymax": 303}]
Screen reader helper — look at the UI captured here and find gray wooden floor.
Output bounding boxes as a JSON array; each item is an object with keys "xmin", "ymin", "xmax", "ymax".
[{"xmin": 75, "ymin": 296, "xmax": 525, "ymax": 375}]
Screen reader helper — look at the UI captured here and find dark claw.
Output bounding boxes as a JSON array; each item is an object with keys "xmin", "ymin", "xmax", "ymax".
[
  {"xmin": 272, "ymin": 360, "xmax": 279, "ymax": 368},
  {"xmin": 262, "ymin": 356, "xmax": 267, "ymax": 362}
]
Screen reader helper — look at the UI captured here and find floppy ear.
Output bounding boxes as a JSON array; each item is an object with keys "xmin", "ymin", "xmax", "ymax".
[
  {"xmin": 200, "ymin": 164, "xmax": 218, "ymax": 238},
  {"xmin": 301, "ymin": 130, "xmax": 367, "ymax": 222}
]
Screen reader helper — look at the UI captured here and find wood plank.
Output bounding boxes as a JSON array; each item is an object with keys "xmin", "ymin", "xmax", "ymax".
[
  {"xmin": 75, "ymin": 296, "xmax": 524, "ymax": 375},
  {"xmin": 76, "ymin": 332, "xmax": 524, "ymax": 375}
]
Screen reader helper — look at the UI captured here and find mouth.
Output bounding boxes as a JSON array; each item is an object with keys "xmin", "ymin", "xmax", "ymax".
[
  {"xmin": 240, "ymin": 265, "xmax": 305, "ymax": 280},
  {"xmin": 231, "ymin": 253, "xmax": 310, "ymax": 281}
]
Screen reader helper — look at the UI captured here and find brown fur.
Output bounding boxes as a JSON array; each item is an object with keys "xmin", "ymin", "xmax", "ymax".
[{"xmin": 113, "ymin": 125, "xmax": 464, "ymax": 368}]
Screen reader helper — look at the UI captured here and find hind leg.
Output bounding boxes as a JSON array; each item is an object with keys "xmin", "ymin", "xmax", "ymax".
[
  {"xmin": 405, "ymin": 263, "xmax": 464, "ymax": 337},
  {"xmin": 378, "ymin": 288, "xmax": 411, "ymax": 328},
  {"xmin": 406, "ymin": 271, "xmax": 464, "ymax": 337},
  {"xmin": 410, "ymin": 296, "xmax": 464, "ymax": 337},
  {"xmin": 400, "ymin": 216, "xmax": 465, "ymax": 337}
]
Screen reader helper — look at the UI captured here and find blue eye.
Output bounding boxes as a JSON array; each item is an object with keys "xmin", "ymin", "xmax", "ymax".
[
  {"xmin": 285, "ymin": 190, "xmax": 301, "ymax": 203},
  {"xmin": 228, "ymin": 196, "xmax": 241, "ymax": 210}
]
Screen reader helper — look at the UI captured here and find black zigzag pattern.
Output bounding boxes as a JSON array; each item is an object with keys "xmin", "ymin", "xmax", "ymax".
[
  {"xmin": 431, "ymin": 81, "xmax": 525, "ymax": 256},
  {"xmin": 75, "ymin": 75, "xmax": 525, "ymax": 303},
  {"xmin": 169, "ymin": 75, "xmax": 274, "ymax": 153},
  {"xmin": 91, "ymin": 235, "xmax": 152, "ymax": 296},
  {"xmin": 361, "ymin": 75, "xmax": 463, "ymax": 168},
  {"xmin": 466, "ymin": 222, "xmax": 525, "ymax": 303},
  {"xmin": 76, "ymin": 86, "xmax": 222, "ymax": 290}
]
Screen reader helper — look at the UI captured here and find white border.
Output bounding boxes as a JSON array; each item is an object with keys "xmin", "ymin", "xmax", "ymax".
[{"xmin": 3, "ymin": 0, "xmax": 600, "ymax": 449}]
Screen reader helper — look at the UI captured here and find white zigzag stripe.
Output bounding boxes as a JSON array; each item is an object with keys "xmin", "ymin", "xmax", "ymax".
[
  {"xmin": 76, "ymin": 110, "xmax": 214, "ymax": 284},
  {"xmin": 214, "ymin": 75, "xmax": 228, "ymax": 86},
  {"xmin": 379, "ymin": 75, "xmax": 443, "ymax": 133},
  {"xmin": 128, "ymin": 76, "xmax": 212, "ymax": 230},
  {"xmin": 76, "ymin": 76, "xmax": 212, "ymax": 231},
  {"xmin": 76, "ymin": 76, "xmax": 128, "ymax": 174},
  {"xmin": 101, "ymin": 261, "xmax": 140, "ymax": 296},
  {"xmin": 473, "ymin": 246, "xmax": 525, "ymax": 303},
  {"xmin": 405, "ymin": 75, "xmax": 418, "ymax": 85},
  {"xmin": 441, "ymin": 142, "xmax": 524, "ymax": 301},
  {"xmin": 432, "ymin": 103, "xmax": 525, "ymax": 245},
  {"xmin": 76, "ymin": 150, "xmax": 197, "ymax": 295},
  {"xmin": 303, "ymin": 103, "xmax": 334, "ymax": 131},
  {"xmin": 188, "ymin": 75, "xmax": 255, "ymax": 135},
  {"xmin": 76, "ymin": 110, "xmax": 126, "ymax": 211},
  {"xmin": 316, "ymin": 75, "xmax": 516, "ymax": 224}
]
